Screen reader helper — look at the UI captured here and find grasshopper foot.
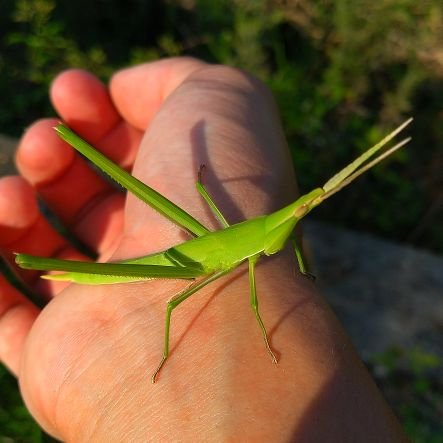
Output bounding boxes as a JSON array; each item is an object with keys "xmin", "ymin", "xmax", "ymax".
[
  {"xmin": 151, "ymin": 356, "xmax": 167, "ymax": 384},
  {"xmin": 301, "ymin": 271, "xmax": 316, "ymax": 281}
]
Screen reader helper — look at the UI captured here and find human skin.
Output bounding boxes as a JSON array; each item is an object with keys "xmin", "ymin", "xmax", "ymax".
[{"xmin": 0, "ymin": 58, "xmax": 407, "ymax": 441}]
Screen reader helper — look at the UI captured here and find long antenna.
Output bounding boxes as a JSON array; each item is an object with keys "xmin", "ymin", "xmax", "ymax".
[
  {"xmin": 321, "ymin": 137, "xmax": 411, "ymax": 200},
  {"xmin": 322, "ymin": 118, "xmax": 413, "ymax": 194}
]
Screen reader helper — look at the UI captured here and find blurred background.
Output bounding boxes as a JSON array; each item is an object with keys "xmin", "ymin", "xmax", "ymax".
[{"xmin": 0, "ymin": 0, "xmax": 441, "ymax": 441}]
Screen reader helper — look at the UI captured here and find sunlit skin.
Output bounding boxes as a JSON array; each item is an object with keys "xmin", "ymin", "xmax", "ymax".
[
  {"xmin": 16, "ymin": 119, "xmax": 411, "ymax": 383},
  {"xmin": 0, "ymin": 58, "xmax": 408, "ymax": 441}
]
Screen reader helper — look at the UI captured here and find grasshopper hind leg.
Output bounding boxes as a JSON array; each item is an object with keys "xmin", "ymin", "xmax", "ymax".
[{"xmin": 151, "ymin": 269, "xmax": 229, "ymax": 383}]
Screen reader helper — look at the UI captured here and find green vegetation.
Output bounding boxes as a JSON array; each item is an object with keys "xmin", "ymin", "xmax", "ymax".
[
  {"xmin": 370, "ymin": 347, "xmax": 443, "ymax": 442},
  {"xmin": 0, "ymin": 0, "xmax": 442, "ymax": 440},
  {"xmin": 0, "ymin": 365, "xmax": 55, "ymax": 441},
  {"xmin": 1, "ymin": 0, "xmax": 442, "ymax": 252}
]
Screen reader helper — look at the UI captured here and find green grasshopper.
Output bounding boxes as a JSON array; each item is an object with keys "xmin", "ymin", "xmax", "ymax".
[{"xmin": 16, "ymin": 118, "xmax": 412, "ymax": 382}]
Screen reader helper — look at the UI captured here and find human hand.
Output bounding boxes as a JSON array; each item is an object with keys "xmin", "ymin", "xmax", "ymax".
[{"xmin": 0, "ymin": 58, "xmax": 406, "ymax": 441}]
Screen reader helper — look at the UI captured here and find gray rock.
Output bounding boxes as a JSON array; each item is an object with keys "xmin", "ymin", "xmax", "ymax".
[{"xmin": 304, "ymin": 220, "xmax": 443, "ymax": 365}]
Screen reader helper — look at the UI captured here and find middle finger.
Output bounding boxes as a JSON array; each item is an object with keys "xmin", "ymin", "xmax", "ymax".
[{"xmin": 16, "ymin": 119, "xmax": 127, "ymax": 257}]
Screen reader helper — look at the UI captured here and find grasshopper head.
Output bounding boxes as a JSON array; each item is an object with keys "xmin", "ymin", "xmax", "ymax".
[{"xmin": 264, "ymin": 118, "xmax": 412, "ymax": 256}]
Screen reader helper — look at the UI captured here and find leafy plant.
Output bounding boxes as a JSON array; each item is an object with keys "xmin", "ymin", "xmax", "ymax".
[
  {"xmin": 0, "ymin": 365, "xmax": 52, "ymax": 441},
  {"xmin": 370, "ymin": 347, "xmax": 443, "ymax": 442}
]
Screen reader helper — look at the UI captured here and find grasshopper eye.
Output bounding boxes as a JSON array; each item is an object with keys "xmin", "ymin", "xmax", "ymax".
[{"xmin": 294, "ymin": 203, "xmax": 308, "ymax": 218}]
